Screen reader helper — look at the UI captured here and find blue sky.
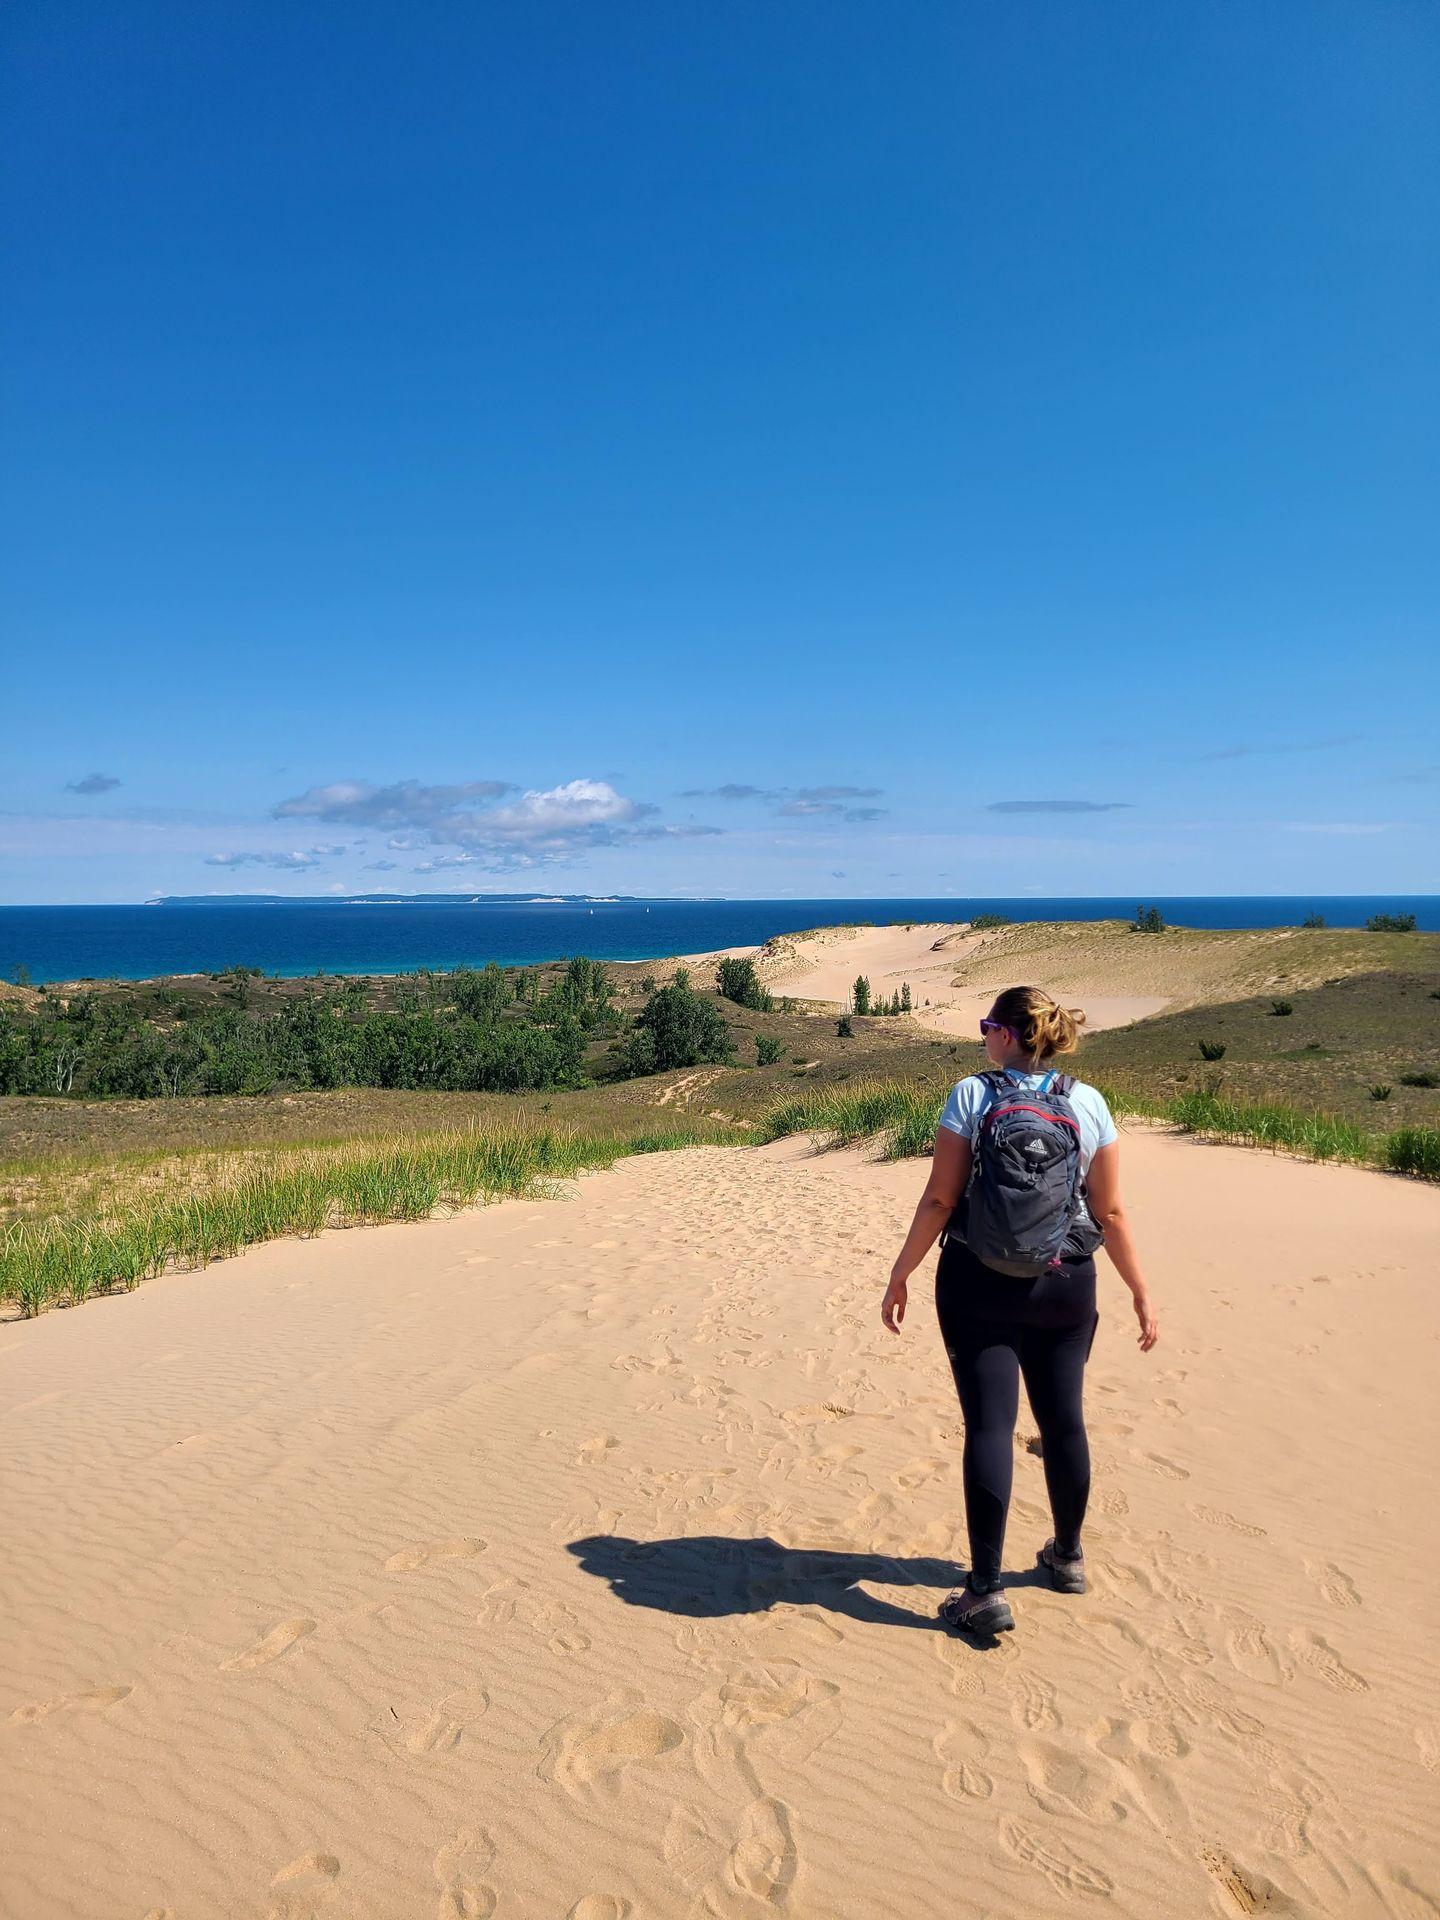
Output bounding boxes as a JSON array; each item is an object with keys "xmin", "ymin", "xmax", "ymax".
[{"xmin": 2, "ymin": 1, "xmax": 1436, "ymax": 904}]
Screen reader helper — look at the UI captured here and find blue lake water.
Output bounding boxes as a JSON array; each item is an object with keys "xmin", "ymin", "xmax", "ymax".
[{"xmin": 2, "ymin": 895, "xmax": 1436, "ymax": 985}]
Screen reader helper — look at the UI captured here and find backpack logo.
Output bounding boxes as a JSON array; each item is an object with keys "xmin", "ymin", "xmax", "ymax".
[{"xmin": 1023, "ymin": 1137, "xmax": 1047, "ymax": 1157}]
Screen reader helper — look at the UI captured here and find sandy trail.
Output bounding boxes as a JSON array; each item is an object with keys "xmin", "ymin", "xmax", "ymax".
[
  {"xmin": 2, "ymin": 1131, "xmax": 1437, "ymax": 1919},
  {"xmin": 680, "ymin": 922, "xmax": 1166, "ymax": 1035}
]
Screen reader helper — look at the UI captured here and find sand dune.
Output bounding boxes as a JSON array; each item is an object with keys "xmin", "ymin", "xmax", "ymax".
[
  {"xmin": 2, "ymin": 1129, "xmax": 1437, "ymax": 1918},
  {"xmin": 683, "ymin": 921, "xmax": 1167, "ymax": 1035},
  {"xmin": 681, "ymin": 916, "xmax": 1440, "ymax": 1044}
]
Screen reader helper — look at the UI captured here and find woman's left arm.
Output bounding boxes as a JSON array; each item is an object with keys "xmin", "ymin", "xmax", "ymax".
[{"xmin": 881, "ymin": 1128, "xmax": 970, "ymax": 1333}]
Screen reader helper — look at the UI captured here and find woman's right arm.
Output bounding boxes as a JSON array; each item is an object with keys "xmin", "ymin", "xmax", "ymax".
[{"xmin": 1085, "ymin": 1142, "xmax": 1159, "ymax": 1351}]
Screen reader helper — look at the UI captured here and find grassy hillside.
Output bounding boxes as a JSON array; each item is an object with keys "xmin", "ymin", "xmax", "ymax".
[
  {"xmin": 935, "ymin": 917, "xmax": 1440, "ymax": 1010},
  {"xmin": 5, "ymin": 922, "xmax": 1437, "ymax": 1237}
]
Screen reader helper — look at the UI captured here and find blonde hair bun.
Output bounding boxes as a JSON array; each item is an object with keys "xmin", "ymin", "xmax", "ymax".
[{"xmin": 989, "ymin": 986, "xmax": 1083, "ymax": 1061}]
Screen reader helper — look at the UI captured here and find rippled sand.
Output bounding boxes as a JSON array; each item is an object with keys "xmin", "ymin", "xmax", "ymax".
[{"xmin": 2, "ymin": 1129, "xmax": 1436, "ymax": 1918}]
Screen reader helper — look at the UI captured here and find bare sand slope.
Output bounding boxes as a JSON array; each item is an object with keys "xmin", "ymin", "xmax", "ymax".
[
  {"xmin": 683, "ymin": 921, "xmax": 1165, "ymax": 1035},
  {"xmin": 682, "ymin": 916, "xmax": 1440, "ymax": 1044},
  {"xmin": 3, "ymin": 1133, "xmax": 1438, "ymax": 1919}
]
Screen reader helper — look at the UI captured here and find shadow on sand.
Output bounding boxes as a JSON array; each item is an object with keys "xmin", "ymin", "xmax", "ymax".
[{"xmin": 567, "ymin": 1533, "xmax": 1048, "ymax": 1635}]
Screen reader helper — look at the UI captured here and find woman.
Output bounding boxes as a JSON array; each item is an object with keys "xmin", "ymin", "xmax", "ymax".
[{"xmin": 881, "ymin": 985, "xmax": 1158, "ymax": 1636}]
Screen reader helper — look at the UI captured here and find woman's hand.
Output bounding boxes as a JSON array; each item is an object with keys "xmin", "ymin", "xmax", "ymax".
[
  {"xmin": 1132, "ymin": 1290, "xmax": 1159, "ymax": 1352},
  {"xmin": 881, "ymin": 1272, "xmax": 908, "ymax": 1334}
]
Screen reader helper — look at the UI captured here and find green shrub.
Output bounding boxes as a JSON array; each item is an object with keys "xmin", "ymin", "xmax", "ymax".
[
  {"xmin": 755, "ymin": 1034, "xmax": 785, "ymax": 1066},
  {"xmin": 1198, "ymin": 1040, "xmax": 1227, "ymax": 1061},
  {"xmin": 716, "ymin": 957, "xmax": 773, "ymax": 1012},
  {"xmin": 620, "ymin": 972, "xmax": 735, "ymax": 1075},
  {"xmin": 970, "ymin": 913, "xmax": 1010, "ymax": 932},
  {"xmin": 1130, "ymin": 905, "xmax": 1166, "ymax": 934},
  {"xmin": 1300, "ymin": 913, "xmax": 1326, "ymax": 929},
  {"xmin": 836, "ymin": 1015, "xmax": 854, "ymax": 1038},
  {"xmin": 1399, "ymin": 1071, "xmax": 1440, "ymax": 1089},
  {"xmin": 1270, "ymin": 999, "xmax": 1294, "ymax": 1017},
  {"xmin": 1365, "ymin": 913, "xmax": 1417, "ymax": 933},
  {"xmin": 1369, "ymin": 1084, "xmax": 1393, "ymax": 1102}
]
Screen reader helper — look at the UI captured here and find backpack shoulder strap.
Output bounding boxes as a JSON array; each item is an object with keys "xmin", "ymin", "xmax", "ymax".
[
  {"xmin": 1048, "ymin": 1072, "xmax": 1074, "ymax": 1096},
  {"xmin": 971, "ymin": 1070, "xmax": 1008, "ymax": 1140}
]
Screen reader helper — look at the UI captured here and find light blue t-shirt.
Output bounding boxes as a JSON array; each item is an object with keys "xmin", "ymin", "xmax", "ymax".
[{"xmin": 938, "ymin": 1068, "xmax": 1117, "ymax": 1175}]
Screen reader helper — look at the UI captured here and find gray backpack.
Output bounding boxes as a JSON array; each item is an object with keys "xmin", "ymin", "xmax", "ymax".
[{"xmin": 944, "ymin": 1069, "xmax": 1104, "ymax": 1277}]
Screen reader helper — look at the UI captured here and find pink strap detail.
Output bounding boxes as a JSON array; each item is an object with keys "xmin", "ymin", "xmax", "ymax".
[{"xmin": 982, "ymin": 1103, "xmax": 1081, "ymax": 1133}]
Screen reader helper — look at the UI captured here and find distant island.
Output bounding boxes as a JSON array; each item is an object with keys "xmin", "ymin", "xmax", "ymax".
[{"xmin": 145, "ymin": 892, "xmax": 671, "ymax": 908}]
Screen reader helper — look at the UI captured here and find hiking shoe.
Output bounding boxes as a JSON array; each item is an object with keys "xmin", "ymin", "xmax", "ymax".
[
  {"xmin": 939, "ymin": 1584, "xmax": 1015, "ymax": 1635},
  {"xmin": 1037, "ymin": 1538, "xmax": 1086, "ymax": 1594}
]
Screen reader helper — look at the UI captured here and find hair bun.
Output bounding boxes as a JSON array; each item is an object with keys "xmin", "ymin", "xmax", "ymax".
[{"xmin": 988, "ymin": 985, "xmax": 1083, "ymax": 1061}]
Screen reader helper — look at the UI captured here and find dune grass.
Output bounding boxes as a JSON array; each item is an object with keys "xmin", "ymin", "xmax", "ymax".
[
  {"xmin": 759, "ymin": 1076, "xmax": 1440, "ymax": 1183},
  {"xmin": 757, "ymin": 1079, "xmax": 949, "ymax": 1158},
  {"xmin": 1, "ymin": 1116, "xmax": 730, "ymax": 1318}
]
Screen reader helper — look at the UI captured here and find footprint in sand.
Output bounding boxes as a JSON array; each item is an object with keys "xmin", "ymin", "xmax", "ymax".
[
  {"xmin": 1138, "ymin": 1451, "xmax": 1191, "ymax": 1480},
  {"xmin": 268, "ymin": 1853, "xmax": 341, "ymax": 1920},
  {"xmin": 9, "ymin": 1684, "xmax": 132, "ymax": 1724},
  {"xmin": 1011, "ymin": 1673, "xmax": 1061, "ymax": 1733},
  {"xmin": 1020, "ymin": 1737, "xmax": 1128, "ymax": 1823},
  {"xmin": 566, "ymin": 1899, "xmax": 630, "ymax": 1920},
  {"xmin": 475, "ymin": 1576, "xmax": 524, "ymax": 1626},
  {"xmin": 1090, "ymin": 1413, "xmax": 1137, "ymax": 1439},
  {"xmin": 535, "ymin": 1602, "xmax": 591, "ymax": 1655},
  {"xmin": 540, "ymin": 1701, "xmax": 685, "ymax": 1796},
  {"xmin": 1289, "ymin": 1630, "xmax": 1368, "ymax": 1694},
  {"xmin": 663, "ymin": 1801, "xmax": 730, "ymax": 1893},
  {"xmin": 890, "ymin": 1459, "xmax": 948, "ymax": 1489},
  {"xmin": 1305, "ymin": 1560, "xmax": 1361, "ymax": 1608},
  {"xmin": 1131, "ymin": 1716, "xmax": 1190, "ymax": 1761},
  {"xmin": 433, "ymin": 1826, "xmax": 497, "ymax": 1920},
  {"xmin": 934, "ymin": 1720, "xmax": 994, "ymax": 1800},
  {"xmin": 1190, "ymin": 1504, "xmax": 1267, "ymax": 1538},
  {"xmin": 1199, "ymin": 1844, "xmax": 1297, "ymax": 1915},
  {"xmin": 1096, "ymin": 1486, "xmax": 1130, "ymax": 1517},
  {"xmin": 999, "ymin": 1819, "xmax": 1112, "ymax": 1898},
  {"xmin": 385, "ymin": 1537, "xmax": 486, "ymax": 1573},
  {"xmin": 726, "ymin": 1797, "xmax": 799, "ymax": 1907},
  {"xmin": 716, "ymin": 1663, "xmax": 839, "ymax": 1729},
  {"xmin": 576, "ymin": 1433, "xmax": 620, "ymax": 1465},
  {"xmin": 1176, "ymin": 1671, "xmax": 1266, "ymax": 1738},
  {"xmin": 221, "ymin": 1619, "xmax": 315, "ymax": 1671},
  {"xmin": 662, "ymin": 1796, "xmax": 798, "ymax": 1909},
  {"xmin": 403, "ymin": 1689, "xmax": 491, "ymax": 1755},
  {"xmin": 1225, "ymin": 1623, "xmax": 1290, "ymax": 1686},
  {"xmin": 1415, "ymin": 1726, "xmax": 1440, "ymax": 1774}
]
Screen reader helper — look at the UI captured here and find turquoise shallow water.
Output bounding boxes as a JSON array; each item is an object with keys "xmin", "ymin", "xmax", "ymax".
[{"xmin": 2, "ymin": 895, "xmax": 1436, "ymax": 985}]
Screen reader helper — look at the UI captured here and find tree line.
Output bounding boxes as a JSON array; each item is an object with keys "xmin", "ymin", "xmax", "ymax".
[{"xmin": 0, "ymin": 956, "xmax": 770, "ymax": 1100}]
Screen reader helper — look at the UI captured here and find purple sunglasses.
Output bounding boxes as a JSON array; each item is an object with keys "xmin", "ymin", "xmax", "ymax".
[{"xmin": 979, "ymin": 1018, "xmax": 1010, "ymax": 1038}]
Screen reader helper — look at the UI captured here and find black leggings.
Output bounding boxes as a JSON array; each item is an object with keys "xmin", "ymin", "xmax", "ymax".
[{"xmin": 935, "ymin": 1240, "xmax": 1099, "ymax": 1594}]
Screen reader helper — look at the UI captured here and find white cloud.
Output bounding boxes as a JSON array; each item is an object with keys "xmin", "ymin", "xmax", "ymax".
[
  {"xmin": 274, "ymin": 778, "xmax": 515, "ymax": 830},
  {"xmin": 274, "ymin": 773, "xmax": 679, "ymax": 869},
  {"xmin": 205, "ymin": 847, "xmax": 343, "ymax": 870}
]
